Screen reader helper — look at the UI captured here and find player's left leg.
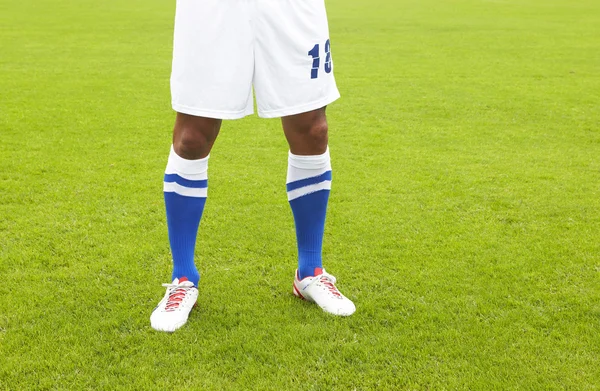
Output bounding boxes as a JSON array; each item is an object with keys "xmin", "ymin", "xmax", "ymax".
[
  {"xmin": 282, "ymin": 107, "xmax": 355, "ymax": 316},
  {"xmin": 253, "ymin": 0, "xmax": 355, "ymax": 315},
  {"xmin": 282, "ymin": 107, "xmax": 328, "ymax": 282}
]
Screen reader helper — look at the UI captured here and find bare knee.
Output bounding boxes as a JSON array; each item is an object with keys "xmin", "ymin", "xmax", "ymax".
[
  {"xmin": 173, "ymin": 113, "xmax": 221, "ymax": 159},
  {"xmin": 175, "ymin": 127, "xmax": 211, "ymax": 158},
  {"xmin": 282, "ymin": 107, "xmax": 329, "ymax": 155},
  {"xmin": 307, "ymin": 119, "xmax": 329, "ymax": 152}
]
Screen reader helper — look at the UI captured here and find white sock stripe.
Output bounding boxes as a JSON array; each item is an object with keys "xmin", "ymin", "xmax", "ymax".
[
  {"xmin": 287, "ymin": 147, "xmax": 331, "ymax": 170},
  {"xmin": 286, "ymin": 166, "xmax": 331, "ymax": 184},
  {"xmin": 286, "ymin": 149, "xmax": 332, "ymax": 184},
  {"xmin": 167, "ymin": 145, "xmax": 209, "ymax": 175},
  {"xmin": 163, "ymin": 182, "xmax": 208, "ymax": 198},
  {"xmin": 164, "ymin": 168, "xmax": 208, "ymax": 181},
  {"xmin": 287, "ymin": 180, "xmax": 331, "ymax": 201}
]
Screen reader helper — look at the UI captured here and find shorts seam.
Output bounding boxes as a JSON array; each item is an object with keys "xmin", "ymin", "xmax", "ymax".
[
  {"xmin": 258, "ymin": 91, "xmax": 341, "ymax": 118},
  {"xmin": 172, "ymin": 102, "xmax": 253, "ymax": 120}
]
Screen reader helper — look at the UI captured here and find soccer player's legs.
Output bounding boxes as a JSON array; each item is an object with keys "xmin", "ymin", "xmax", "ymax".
[
  {"xmin": 167, "ymin": 114, "xmax": 221, "ymax": 284},
  {"xmin": 283, "ymin": 108, "xmax": 329, "ymax": 281},
  {"xmin": 253, "ymin": 0, "xmax": 340, "ymax": 118},
  {"xmin": 153, "ymin": 0, "xmax": 255, "ymax": 332},
  {"xmin": 152, "ymin": 143, "xmax": 209, "ymax": 333},
  {"xmin": 153, "ymin": 115, "xmax": 222, "ymax": 332},
  {"xmin": 171, "ymin": 0, "xmax": 254, "ymax": 119},
  {"xmin": 153, "ymin": 115, "xmax": 223, "ymax": 333},
  {"xmin": 251, "ymin": 1, "xmax": 353, "ymax": 315},
  {"xmin": 283, "ymin": 109, "xmax": 355, "ymax": 316}
]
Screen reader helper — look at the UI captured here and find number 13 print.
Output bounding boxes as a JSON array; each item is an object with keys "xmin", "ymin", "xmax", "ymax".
[{"xmin": 308, "ymin": 39, "xmax": 332, "ymax": 79}]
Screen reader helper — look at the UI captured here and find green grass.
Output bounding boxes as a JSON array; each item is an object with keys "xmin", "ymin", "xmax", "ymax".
[{"xmin": 1, "ymin": 0, "xmax": 599, "ymax": 389}]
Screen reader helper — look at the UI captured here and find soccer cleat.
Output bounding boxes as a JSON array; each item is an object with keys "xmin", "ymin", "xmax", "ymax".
[
  {"xmin": 293, "ymin": 268, "xmax": 356, "ymax": 316},
  {"xmin": 150, "ymin": 277, "xmax": 198, "ymax": 332}
]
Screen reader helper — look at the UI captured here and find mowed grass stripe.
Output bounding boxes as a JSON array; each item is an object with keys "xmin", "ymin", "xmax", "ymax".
[{"xmin": 1, "ymin": 0, "xmax": 599, "ymax": 389}]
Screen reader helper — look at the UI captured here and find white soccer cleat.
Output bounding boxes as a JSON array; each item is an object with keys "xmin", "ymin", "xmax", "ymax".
[
  {"xmin": 293, "ymin": 268, "xmax": 356, "ymax": 316},
  {"xmin": 150, "ymin": 277, "xmax": 198, "ymax": 332}
]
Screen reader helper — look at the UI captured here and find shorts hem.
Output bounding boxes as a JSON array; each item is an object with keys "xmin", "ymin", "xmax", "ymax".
[
  {"xmin": 257, "ymin": 91, "xmax": 341, "ymax": 118},
  {"xmin": 172, "ymin": 103, "xmax": 253, "ymax": 120}
]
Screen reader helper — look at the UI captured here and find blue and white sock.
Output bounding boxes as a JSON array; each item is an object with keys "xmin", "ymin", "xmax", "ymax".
[
  {"xmin": 286, "ymin": 147, "xmax": 332, "ymax": 280},
  {"xmin": 163, "ymin": 146, "xmax": 208, "ymax": 286}
]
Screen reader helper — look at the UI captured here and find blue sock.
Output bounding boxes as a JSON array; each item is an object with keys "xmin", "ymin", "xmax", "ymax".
[
  {"xmin": 163, "ymin": 146, "xmax": 209, "ymax": 286},
  {"xmin": 286, "ymin": 148, "xmax": 332, "ymax": 280}
]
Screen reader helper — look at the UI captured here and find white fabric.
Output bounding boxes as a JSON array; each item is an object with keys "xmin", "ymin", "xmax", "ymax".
[
  {"xmin": 171, "ymin": 0, "xmax": 340, "ymax": 119},
  {"xmin": 286, "ymin": 147, "xmax": 331, "ymax": 183},
  {"xmin": 166, "ymin": 145, "xmax": 208, "ymax": 178},
  {"xmin": 164, "ymin": 146, "xmax": 209, "ymax": 197},
  {"xmin": 164, "ymin": 168, "xmax": 207, "ymax": 181},
  {"xmin": 163, "ymin": 182, "xmax": 208, "ymax": 198},
  {"xmin": 287, "ymin": 180, "xmax": 332, "ymax": 201}
]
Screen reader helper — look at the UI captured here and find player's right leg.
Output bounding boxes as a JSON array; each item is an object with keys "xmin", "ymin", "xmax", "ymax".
[
  {"xmin": 151, "ymin": 0, "xmax": 254, "ymax": 332},
  {"xmin": 170, "ymin": 0, "xmax": 254, "ymax": 119},
  {"xmin": 151, "ymin": 114, "xmax": 221, "ymax": 333},
  {"xmin": 164, "ymin": 114, "xmax": 221, "ymax": 286}
]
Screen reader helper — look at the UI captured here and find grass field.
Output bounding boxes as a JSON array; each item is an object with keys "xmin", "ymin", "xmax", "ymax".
[{"xmin": 1, "ymin": 0, "xmax": 599, "ymax": 389}]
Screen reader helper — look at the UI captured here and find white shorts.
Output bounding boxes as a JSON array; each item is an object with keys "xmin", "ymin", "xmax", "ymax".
[{"xmin": 170, "ymin": 0, "xmax": 340, "ymax": 119}]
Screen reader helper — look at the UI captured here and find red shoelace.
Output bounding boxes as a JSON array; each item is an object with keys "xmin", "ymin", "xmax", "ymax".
[
  {"xmin": 320, "ymin": 276, "xmax": 342, "ymax": 298},
  {"xmin": 165, "ymin": 287, "xmax": 188, "ymax": 311}
]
